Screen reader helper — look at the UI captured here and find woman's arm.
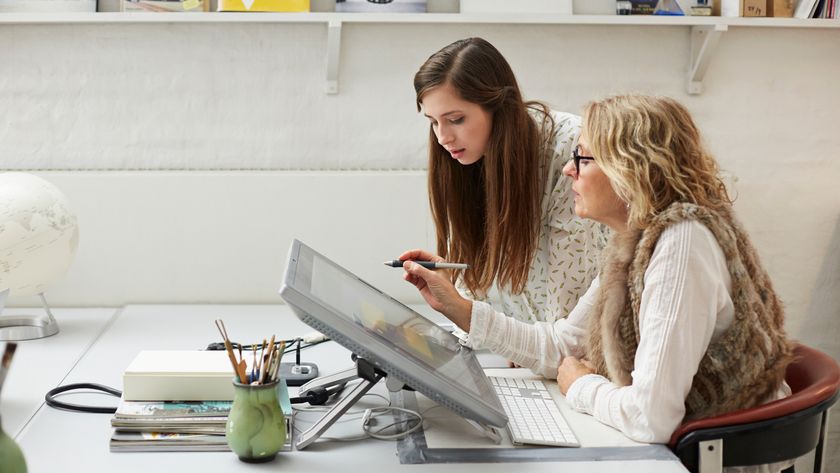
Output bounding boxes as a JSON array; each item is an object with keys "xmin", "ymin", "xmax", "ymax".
[
  {"xmin": 564, "ymin": 220, "xmax": 732, "ymax": 443},
  {"xmin": 466, "ymin": 277, "xmax": 600, "ymax": 378},
  {"xmin": 401, "ymin": 257, "xmax": 599, "ymax": 379}
]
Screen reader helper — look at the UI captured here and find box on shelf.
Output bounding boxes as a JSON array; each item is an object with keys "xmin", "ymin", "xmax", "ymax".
[
  {"xmin": 0, "ymin": 0, "xmax": 96, "ymax": 12},
  {"xmin": 720, "ymin": 0, "xmax": 767, "ymax": 16},
  {"xmin": 460, "ymin": 0, "xmax": 572, "ymax": 15},
  {"xmin": 573, "ymin": 0, "xmax": 617, "ymax": 15},
  {"xmin": 628, "ymin": 0, "xmax": 657, "ymax": 14},
  {"xmin": 336, "ymin": 0, "xmax": 425, "ymax": 12},
  {"xmin": 121, "ymin": 0, "xmax": 209, "ymax": 12},
  {"xmin": 218, "ymin": 0, "xmax": 308, "ymax": 11},
  {"xmin": 767, "ymin": 0, "xmax": 793, "ymax": 16}
]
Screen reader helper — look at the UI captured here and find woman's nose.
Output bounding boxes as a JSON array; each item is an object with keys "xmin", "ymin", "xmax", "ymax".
[
  {"xmin": 562, "ymin": 159, "xmax": 576, "ymax": 178},
  {"xmin": 436, "ymin": 125, "xmax": 453, "ymax": 146}
]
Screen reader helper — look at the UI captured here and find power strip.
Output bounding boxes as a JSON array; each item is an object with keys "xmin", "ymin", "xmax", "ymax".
[{"xmin": 280, "ymin": 362, "xmax": 319, "ymax": 386}]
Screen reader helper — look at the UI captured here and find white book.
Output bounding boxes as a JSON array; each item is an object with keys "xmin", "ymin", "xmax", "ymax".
[
  {"xmin": 794, "ymin": 0, "xmax": 820, "ymax": 17},
  {"xmin": 0, "ymin": 0, "xmax": 95, "ymax": 12},
  {"xmin": 721, "ymin": 0, "xmax": 742, "ymax": 16},
  {"xmin": 123, "ymin": 350, "xmax": 237, "ymax": 401}
]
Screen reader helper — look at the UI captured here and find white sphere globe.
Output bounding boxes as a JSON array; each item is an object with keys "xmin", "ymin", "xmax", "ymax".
[{"xmin": 0, "ymin": 173, "xmax": 79, "ymax": 296}]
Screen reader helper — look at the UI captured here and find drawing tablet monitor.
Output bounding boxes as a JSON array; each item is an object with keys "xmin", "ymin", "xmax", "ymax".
[{"xmin": 279, "ymin": 239, "xmax": 507, "ymax": 427}]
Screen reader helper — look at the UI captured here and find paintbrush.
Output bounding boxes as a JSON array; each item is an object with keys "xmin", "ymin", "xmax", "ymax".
[
  {"xmin": 255, "ymin": 339, "xmax": 266, "ymax": 384},
  {"xmin": 214, "ymin": 319, "xmax": 247, "ymax": 384},
  {"xmin": 260, "ymin": 335, "xmax": 276, "ymax": 384},
  {"xmin": 0, "ymin": 343, "xmax": 18, "ymax": 398},
  {"xmin": 252, "ymin": 344, "xmax": 258, "ymax": 382},
  {"xmin": 271, "ymin": 341, "xmax": 286, "ymax": 383}
]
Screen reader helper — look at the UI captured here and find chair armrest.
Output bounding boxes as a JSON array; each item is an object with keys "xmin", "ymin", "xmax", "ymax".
[{"xmin": 668, "ymin": 344, "xmax": 840, "ymax": 448}]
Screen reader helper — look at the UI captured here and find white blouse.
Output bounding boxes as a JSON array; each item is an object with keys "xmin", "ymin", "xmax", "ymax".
[
  {"xmin": 459, "ymin": 110, "xmax": 608, "ymax": 324},
  {"xmin": 466, "ymin": 219, "xmax": 788, "ymax": 449}
]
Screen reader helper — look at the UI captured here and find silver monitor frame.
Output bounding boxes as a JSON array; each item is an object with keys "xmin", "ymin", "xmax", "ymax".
[{"xmin": 279, "ymin": 239, "xmax": 507, "ymax": 431}]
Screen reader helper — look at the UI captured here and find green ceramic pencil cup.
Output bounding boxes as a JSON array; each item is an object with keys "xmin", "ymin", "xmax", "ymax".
[
  {"xmin": 0, "ymin": 416, "xmax": 27, "ymax": 473},
  {"xmin": 226, "ymin": 379, "xmax": 286, "ymax": 463}
]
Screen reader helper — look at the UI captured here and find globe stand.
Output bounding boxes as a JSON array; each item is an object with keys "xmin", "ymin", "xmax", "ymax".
[{"xmin": 0, "ymin": 291, "xmax": 59, "ymax": 341}]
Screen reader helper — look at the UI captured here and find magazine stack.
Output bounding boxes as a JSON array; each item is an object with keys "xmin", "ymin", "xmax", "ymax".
[{"xmin": 109, "ymin": 398, "xmax": 233, "ymax": 452}]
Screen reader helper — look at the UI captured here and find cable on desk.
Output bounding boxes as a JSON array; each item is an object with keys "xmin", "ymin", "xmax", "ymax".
[
  {"xmin": 45, "ymin": 383, "xmax": 122, "ymax": 414},
  {"xmin": 291, "ymin": 392, "xmax": 424, "ymax": 442}
]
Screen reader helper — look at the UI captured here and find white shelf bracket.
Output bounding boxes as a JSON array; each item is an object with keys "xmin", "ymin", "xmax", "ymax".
[
  {"xmin": 326, "ymin": 19, "xmax": 342, "ymax": 95},
  {"xmin": 687, "ymin": 23, "xmax": 727, "ymax": 95}
]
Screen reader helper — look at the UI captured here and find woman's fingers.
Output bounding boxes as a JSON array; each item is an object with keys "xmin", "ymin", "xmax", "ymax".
[{"xmin": 397, "ymin": 249, "xmax": 443, "ymax": 263}]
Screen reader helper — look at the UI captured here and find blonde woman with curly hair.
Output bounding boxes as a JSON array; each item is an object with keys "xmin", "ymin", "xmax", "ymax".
[{"xmin": 401, "ymin": 95, "xmax": 794, "ymax": 462}]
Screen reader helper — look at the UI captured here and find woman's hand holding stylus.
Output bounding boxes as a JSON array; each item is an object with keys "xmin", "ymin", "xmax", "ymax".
[
  {"xmin": 397, "ymin": 249, "xmax": 445, "ymax": 264},
  {"xmin": 402, "ymin": 260, "xmax": 473, "ymax": 332}
]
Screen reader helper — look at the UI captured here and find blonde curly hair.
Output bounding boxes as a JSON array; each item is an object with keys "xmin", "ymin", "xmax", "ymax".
[{"xmin": 583, "ymin": 94, "xmax": 732, "ymax": 230}]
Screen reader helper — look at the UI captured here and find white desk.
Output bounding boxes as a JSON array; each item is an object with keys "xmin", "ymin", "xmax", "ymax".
[
  {"xmin": 1, "ymin": 308, "xmax": 118, "ymax": 438},
  {"xmin": 15, "ymin": 305, "xmax": 688, "ymax": 473}
]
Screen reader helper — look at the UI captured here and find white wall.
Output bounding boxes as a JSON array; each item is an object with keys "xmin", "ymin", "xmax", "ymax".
[
  {"xmin": 20, "ymin": 171, "xmax": 433, "ymax": 305},
  {"xmin": 3, "ymin": 21, "xmax": 837, "ymax": 320},
  {"xmin": 2, "ymin": 18, "xmax": 840, "ymax": 466}
]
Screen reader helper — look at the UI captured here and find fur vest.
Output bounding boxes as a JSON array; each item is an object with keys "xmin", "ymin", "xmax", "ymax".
[{"xmin": 585, "ymin": 202, "xmax": 793, "ymax": 420}]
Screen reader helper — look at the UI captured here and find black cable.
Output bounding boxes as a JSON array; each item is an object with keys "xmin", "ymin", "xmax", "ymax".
[
  {"xmin": 45, "ymin": 383, "xmax": 122, "ymax": 414},
  {"xmin": 289, "ymin": 383, "xmax": 347, "ymax": 405},
  {"xmin": 205, "ymin": 338, "xmax": 328, "ymax": 356},
  {"xmin": 45, "ymin": 381, "xmax": 338, "ymax": 415}
]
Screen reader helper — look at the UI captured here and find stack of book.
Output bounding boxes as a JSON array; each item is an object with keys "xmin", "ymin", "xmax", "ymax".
[
  {"xmin": 109, "ymin": 397, "xmax": 294, "ymax": 452},
  {"xmin": 109, "ymin": 398, "xmax": 232, "ymax": 452}
]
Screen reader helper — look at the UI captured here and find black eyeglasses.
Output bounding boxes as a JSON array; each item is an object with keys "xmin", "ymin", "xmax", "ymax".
[{"xmin": 572, "ymin": 147, "xmax": 595, "ymax": 178}]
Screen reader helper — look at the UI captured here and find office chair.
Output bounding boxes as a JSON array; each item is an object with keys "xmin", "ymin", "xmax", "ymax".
[{"xmin": 668, "ymin": 344, "xmax": 840, "ymax": 473}]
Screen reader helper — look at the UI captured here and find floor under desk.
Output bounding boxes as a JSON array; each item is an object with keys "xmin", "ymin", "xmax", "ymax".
[{"xmin": 13, "ymin": 305, "xmax": 688, "ymax": 472}]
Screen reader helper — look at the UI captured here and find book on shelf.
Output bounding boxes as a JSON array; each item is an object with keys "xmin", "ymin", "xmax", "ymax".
[
  {"xmin": 629, "ymin": 0, "xmax": 658, "ymax": 14},
  {"xmin": 768, "ymin": 0, "xmax": 795, "ymax": 16},
  {"xmin": 217, "ymin": 0, "xmax": 309, "ymax": 12},
  {"xmin": 121, "ymin": 0, "xmax": 210, "ymax": 12},
  {"xmin": 794, "ymin": 0, "xmax": 827, "ymax": 17}
]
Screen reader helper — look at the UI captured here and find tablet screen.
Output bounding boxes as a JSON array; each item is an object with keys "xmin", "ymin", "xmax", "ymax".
[{"xmin": 280, "ymin": 239, "xmax": 505, "ymax": 427}]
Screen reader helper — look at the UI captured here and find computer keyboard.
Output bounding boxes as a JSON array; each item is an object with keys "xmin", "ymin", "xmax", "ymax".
[{"xmin": 488, "ymin": 376, "xmax": 580, "ymax": 447}]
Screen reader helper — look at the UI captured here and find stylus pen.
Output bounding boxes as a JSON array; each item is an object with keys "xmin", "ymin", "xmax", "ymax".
[{"xmin": 383, "ymin": 260, "xmax": 469, "ymax": 270}]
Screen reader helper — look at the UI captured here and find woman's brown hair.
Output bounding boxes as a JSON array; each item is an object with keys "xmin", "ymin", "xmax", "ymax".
[{"xmin": 414, "ymin": 38, "xmax": 554, "ymax": 296}]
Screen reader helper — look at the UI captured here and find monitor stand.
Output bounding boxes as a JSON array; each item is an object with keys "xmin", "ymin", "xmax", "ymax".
[
  {"xmin": 295, "ymin": 356, "xmax": 385, "ymax": 450},
  {"xmin": 294, "ymin": 356, "xmax": 502, "ymax": 450}
]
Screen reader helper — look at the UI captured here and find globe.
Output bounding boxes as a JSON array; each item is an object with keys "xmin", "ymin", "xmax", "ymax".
[{"xmin": 0, "ymin": 173, "xmax": 79, "ymax": 340}]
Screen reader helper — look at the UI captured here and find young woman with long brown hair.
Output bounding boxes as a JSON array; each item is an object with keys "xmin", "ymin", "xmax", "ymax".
[{"xmin": 399, "ymin": 37, "xmax": 607, "ymax": 324}]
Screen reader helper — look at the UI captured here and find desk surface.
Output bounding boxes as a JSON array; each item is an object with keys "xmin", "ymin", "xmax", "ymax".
[
  {"xmin": 14, "ymin": 305, "xmax": 688, "ymax": 473},
  {"xmin": 1, "ymin": 307, "xmax": 118, "ymax": 438}
]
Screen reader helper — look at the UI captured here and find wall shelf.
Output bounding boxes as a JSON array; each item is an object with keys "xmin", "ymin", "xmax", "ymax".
[{"xmin": 2, "ymin": 12, "xmax": 838, "ymax": 94}]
